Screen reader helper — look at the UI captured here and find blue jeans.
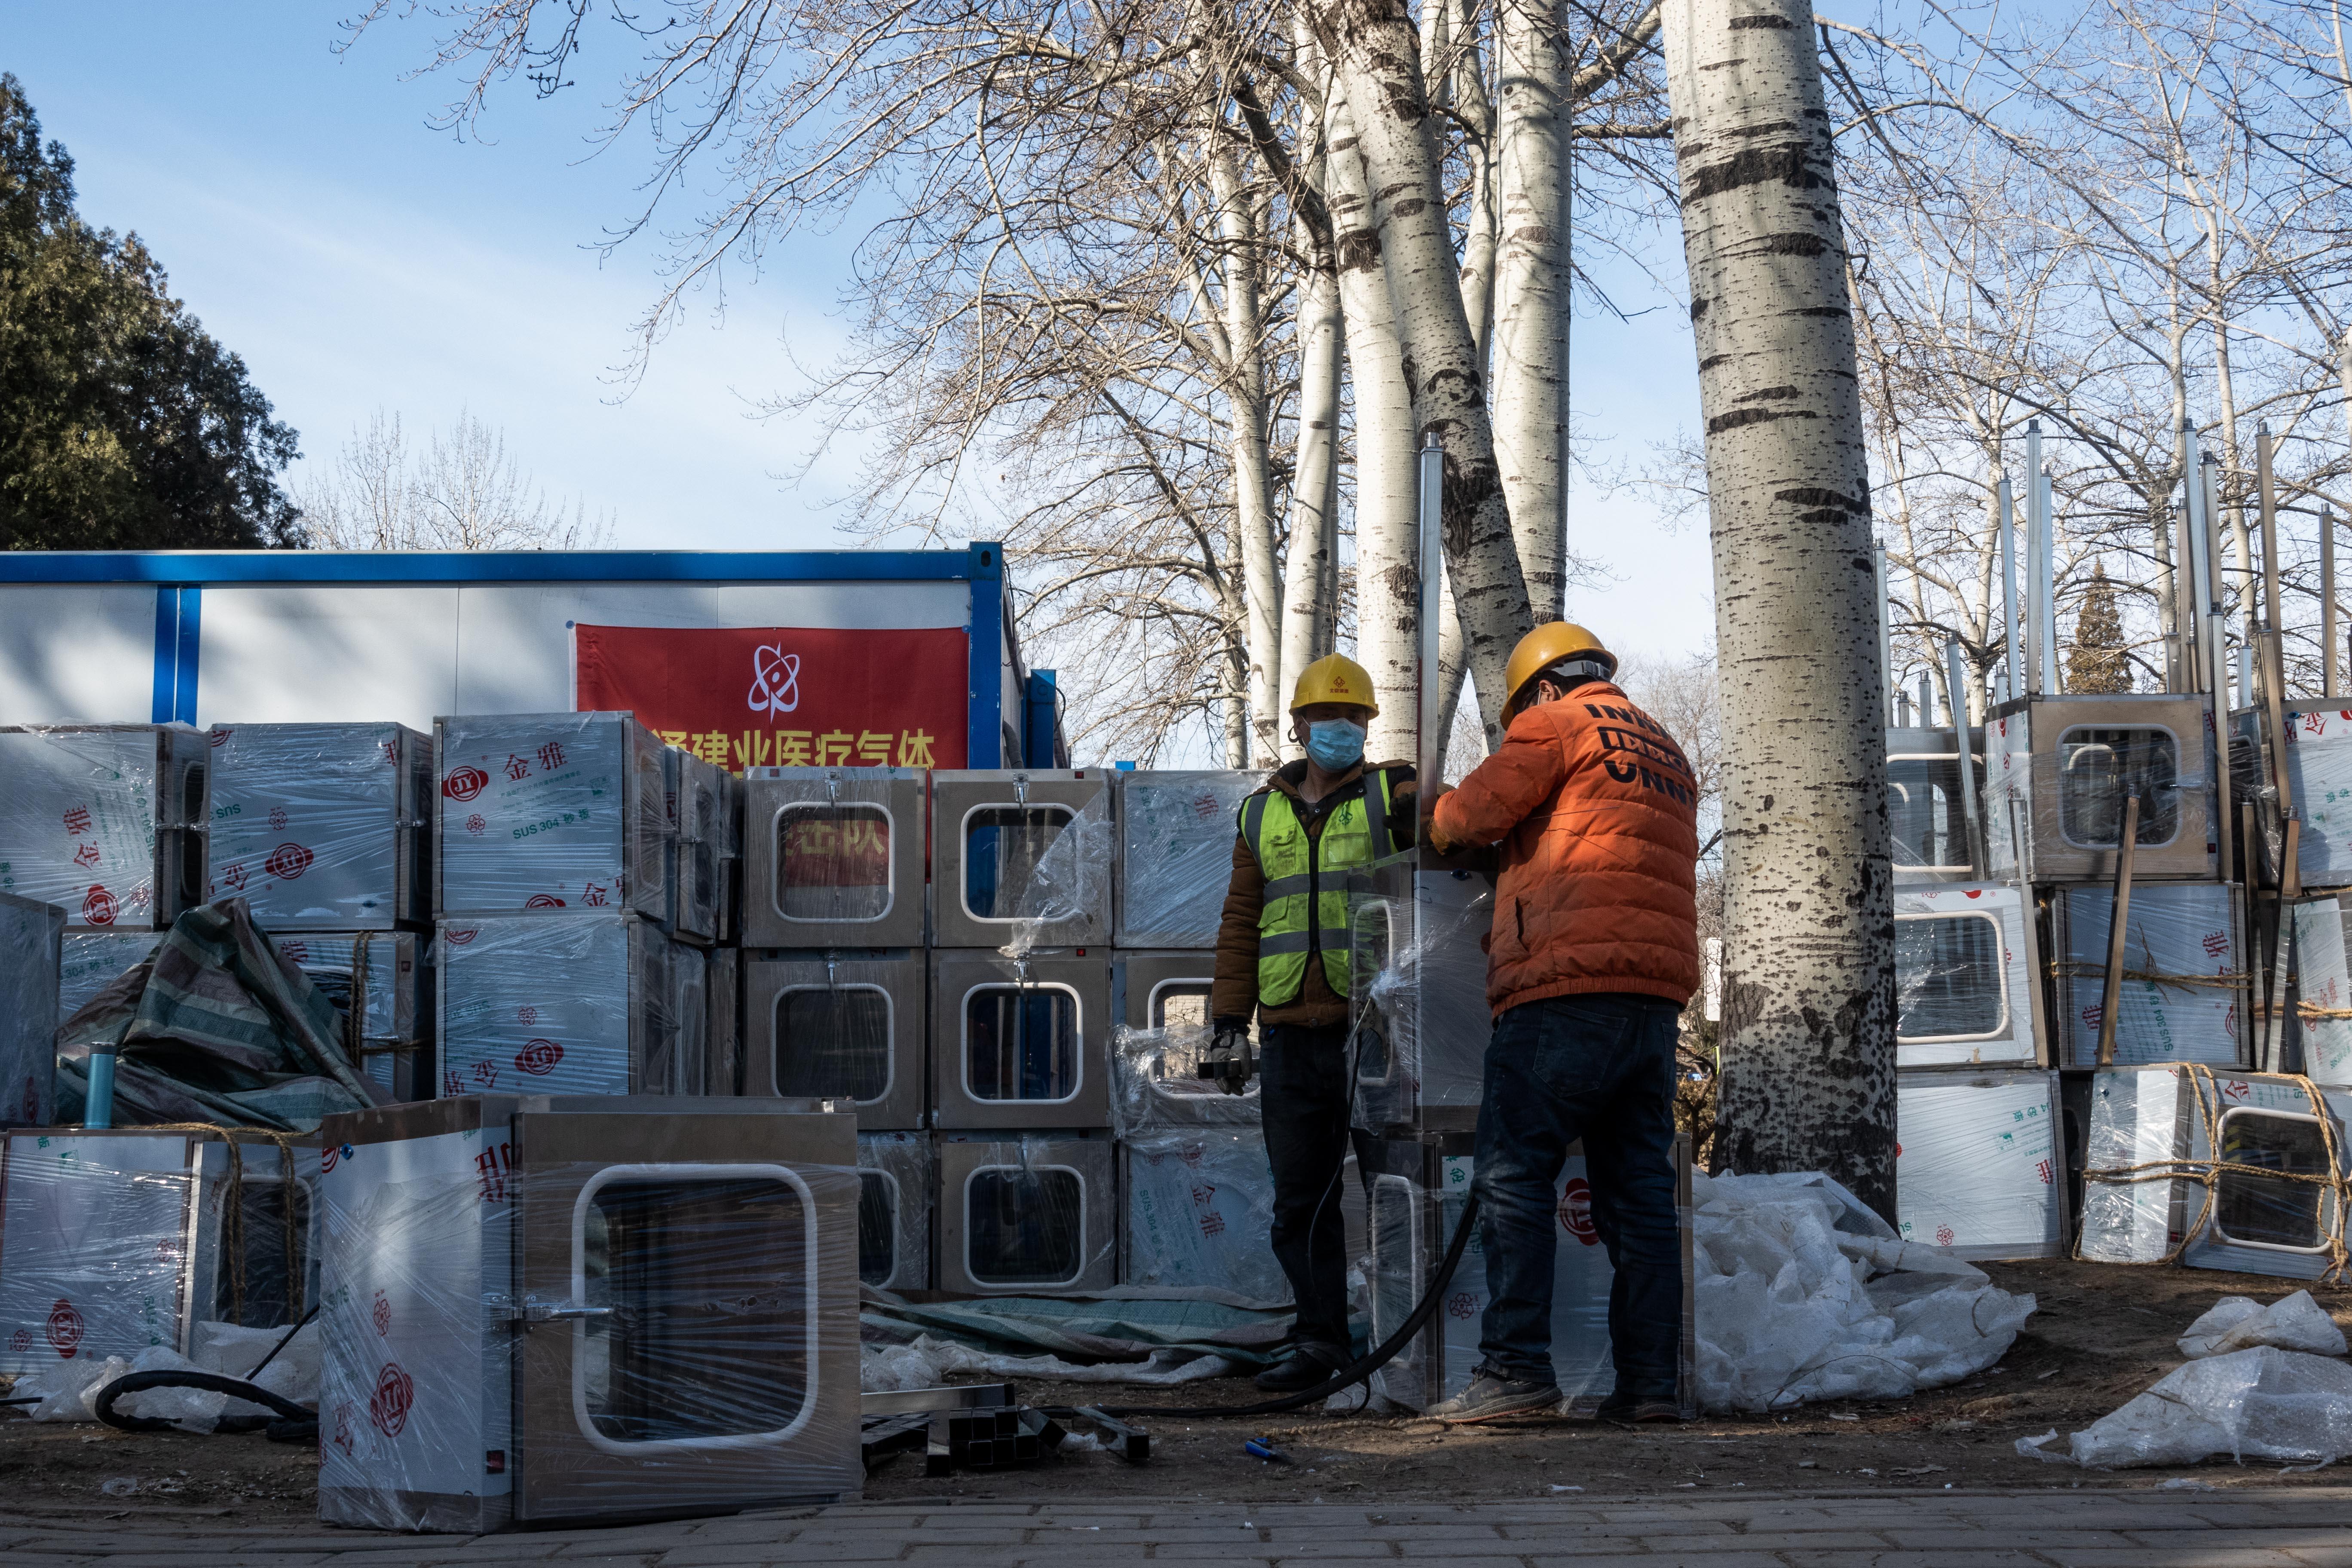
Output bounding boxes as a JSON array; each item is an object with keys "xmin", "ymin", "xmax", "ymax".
[{"xmin": 1471, "ymin": 992, "xmax": 1682, "ymax": 1398}]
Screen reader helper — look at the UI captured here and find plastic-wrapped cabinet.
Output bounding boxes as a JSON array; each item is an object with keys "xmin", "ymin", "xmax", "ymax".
[
  {"xmin": 436, "ymin": 913, "xmax": 689, "ymax": 1098},
  {"xmin": 1115, "ymin": 950, "xmax": 1216, "ymax": 1033},
  {"xmin": 2051, "ymin": 883, "xmax": 2246, "ymax": 1069},
  {"xmin": 2291, "ymin": 893, "xmax": 2352, "ymax": 1084},
  {"xmin": 705, "ymin": 948, "xmax": 740, "ymax": 1097},
  {"xmin": 0, "ymin": 1129, "xmax": 318, "ymax": 1375},
  {"xmin": 930, "ymin": 771, "xmax": 1110, "ymax": 950},
  {"xmin": 316, "ymin": 1095, "xmax": 860, "ymax": 1532},
  {"xmin": 935, "ymin": 1132, "xmax": 1116, "ymax": 1295},
  {"xmin": 665, "ymin": 750, "xmax": 731, "ymax": 944},
  {"xmin": 1894, "ymin": 884, "xmax": 2040, "ymax": 1069},
  {"xmin": 857, "ymin": 1131, "xmax": 934, "ymax": 1292},
  {"xmin": 670, "ymin": 944, "xmax": 709, "ymax": 1097},
  {"xmin": 1362, "ymin": 1134, "xmax": 1696, "ymax": 1415},
  {"xmin": 1349, "ymin": 864, "xmax": 1494, "ymax": 1137},
  {"xmin": 1120, "ymin": 1129, "xmax": 1285, "ymax": 1306},
  {"xmin": 741, "ymin": 769, "xmax": 926, "ymax": 949},
  {"xmin": 203, "ymin": 723, "xmax": 432, "ymax": 929},
  {"xmin": 2078, "ymin": 1066, "xmax": 2352, "ymax": 1280},
  {"xmin": 1112, "ymin": 771, "xmax": 1258, "ymax": 948},
  {"xmin": 743, "ymin": 950, "xmax": 925, "ymax": 1130},
  {"xmin": 2269, "ymin": 704, "xmax": 2352, "ymax": 889},
  {"xmin": 0, "ymin": 724, "xmax": 208, "ymax": 931},
  {"xmin": 1886, "ymin": 725, "xmax": 1984, "ymax": 884},
  {"xmin": 1894, "ymin": 1071, "xmax": 2064, "ymax": 1259},
  {"xmin": 435, "ymin": 713, "xmax": 671, "ymax": 921},
  {"xmin": 0, "ymin": 892, "xmax": 63, "ymax": 1125},
  {"xmin": 930, "ymin": 950, "xmax": 1109, "ymax": 1129},
  {"xmin": 1110, "ymin": 1023, "xmax": 1260, "ymax": 1138},
  {"xmin": 1984, "ymin": 695, "xmax": 2215, "ymax": 883}
]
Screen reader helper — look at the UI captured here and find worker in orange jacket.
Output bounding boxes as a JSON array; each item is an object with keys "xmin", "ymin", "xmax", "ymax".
[{"xmin": 1420, "ymin": 622, "xmax": 1701, "ymax": 1425}]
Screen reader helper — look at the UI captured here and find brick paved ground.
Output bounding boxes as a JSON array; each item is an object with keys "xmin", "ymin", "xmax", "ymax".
[{"xmin": 3, "ymin": 1488, "xmax": 2351, "ymax": 1566}]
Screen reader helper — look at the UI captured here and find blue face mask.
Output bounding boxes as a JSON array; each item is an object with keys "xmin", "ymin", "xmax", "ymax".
[{"xmin": 1306, "ymin": 718, "xmax": 1367, "ymax": 772}]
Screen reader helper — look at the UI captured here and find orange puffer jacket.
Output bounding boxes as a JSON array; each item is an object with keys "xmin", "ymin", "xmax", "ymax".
[{"xmin": 1428, "ymin": 682, "xmax": 1701, "ymax": 1015}]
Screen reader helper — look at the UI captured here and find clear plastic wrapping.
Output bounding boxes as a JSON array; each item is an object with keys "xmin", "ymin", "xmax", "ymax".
[
  {"xmin": 741, "ymin": 768, "xmax": 927, "ymax": 949},
  {"xmin": 435, "ymin": 713, "xmax": 672, "ymax": 921},
  {"xmin": 930, "ymin": 771, "xmax": 1110, "ymax": 950},
  {"xmin": 2291, "ymin": 893, "xmax": 2352, "ymax": 1084},
  {"xmin": 1884, "ymin": 731, "xmax": 1975, "ymax": 878},
  {"xmin": 1119, "ymin": 1128, "xmax": 1285, "ymax": 1306},
  {"xmin": 2077, "ymin": 1066, "xmax": 2352, "ymax": 1280},
  {"xmin": 0, "ymin": 1129, "xmax": 317, "ymax": 1377},
  {"xmin": 435, "ymin": 913, "xmax": 684, "ymax": 1097},
  {"xmin": 1893, "ymin": 1070, "xmax": 2062, "ymax": 1259},
  {"xmin": 1893, "ymin": 884, "xmax": 2038, "ymax": 1069},
  {"xmin": 705, "ymin": 947, "xmax": 740, "ymax": 1097},
  {"xmin": 744, "ymin": 950, "xmax": 925, "ymax": 1129},
  {"xmin": 1983, "ymin": 698, "xmax": 2217, "ymax": 883},
  {"xmin": 929, "ymin": 951, "xmax": 1111, "ymax": 1129},
  {"xmin": 665, "ymin": 750, "xmax": 731, "ymax": 943},
  {"xmin": 1112, "ymin": 771, "xmax": 1260, "ymax": 948},
  {"xmin": 2052, "ymin": 882, "xmax": 2246, "ymax": 1068},
  {"xmin": 0, "ymin": 891, "xmax": 64, "ymax": 1125},
  {"xmin": 2276, "ymin": 704, "xmax": 2352, "ymax": 889},
  {"xmin": 1350, "ymin": 863, "xmax": 1495, "ymax": 1136},
  {"xmin": 996, "ymin": 788, "xmax": 1115, "ymax": 958},
  {"xmin": 1110, "ymin": 1022, "xmax": 1260, "ymax": 1138},
  {"xmin": 203, "ymin": 723, "xmax": 431, "ymax": 929},
  {"xmin": 857, "ymin": 1130, "xmax": 935, "ymax": 1292},
  {"xmin": 935, "ymin": 1132, "xmax": 1117, "ymax": 1295},
  {"xmin": 0, "ymin": 723, "xmax": 208, "ymax": 930},
  {"xmin": 317, "ymin": 1097, "xmax": 861, "ymax": 1532}
]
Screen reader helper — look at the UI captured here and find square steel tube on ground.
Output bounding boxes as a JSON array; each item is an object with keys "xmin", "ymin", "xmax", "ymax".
[
  {"xmin": 1113, "ymin": 950, "xmax": 1216, "ymax": 1033},
  {"xmin": 929, "ymin": 770, "xmax": 1109, "ymax": 950},
  {"xmin": 2048, "ymin": 882, "xmax": 2247, "ymax": 1069},
  {"xmin": 2077, "ymin": 1066, "xmax": 2352, "ymax": 1280},
  {"xmin": 316, "ymin": 1095, "xmax": 860, "ymax": 1533},
  {"xmin": 1361, "ymin": 1133, "xmax": 1696, "ymax": 1417},
  {"xmin": 0, "ymin": 723, "xmax": 209, "ymax": 931},
  {"xmin": 0, "ymin": 1127, "xmax": 318, "ymax": 1376},
  {"xmin": 741, "ymin": 769, "xmax": 926, "ymax": 949},
  {"xmin": 0, "ymin": 891, "xmax": 63, "ymax": 1126},
  {"xmin": 935, "ymin": 1130, "xmax": 1116, "ymax": 1295},
  {"xmin": 743, "ymin": 949, "xmax": 926, "ymax": 1130},
  {"xmin": 858, "ymin": 1130, "xmax": 934, "ymax": 1293},
  {"xmin": 1893, "ymin": 1069, "xmax": 2064, "ymax": 1260},
  {"xmin": 1112, "ymin": 770, "xmax": 1258, "ymax": 948},
  {"xmin": 436, "ymin": 913, "xmax": 691, "ymax": 1098},
  {"xmin": 435, "ymin": 712, "xmax": 671, "ymax": 921},
  {"xmin": 929, "ymin": 949, "xmax": 1110, "ymax": 1130},
  {"xmin": 202, "ymin": 722, "xmax": 432, "ymax": 928},
  {"xmin": 1894, "ymin": 883, "xmax": 2041, "ymax": 1069},
  {"xmin": 1984, "ymin": 694, "xmax": 2216, "ymax": 883}
]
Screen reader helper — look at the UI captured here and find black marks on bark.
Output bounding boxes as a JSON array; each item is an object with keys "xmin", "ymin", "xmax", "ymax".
[
  {"xmin": 1707, "ymin": 406, "xmax": 1819, "ymax": 435},
  {"xmin": 1749, "ymin": 230, "xmax": 1834, "ymax": 259},
  {"xmin": 1698, "ymin": 353, "xmax": 1731, "ymax": 372},
  {"xmin": 1690, "ymin": 295, "xmax": 1710, "ymax": 321},
  {"xmin": 1683, "ymin": 144, "xmax": 1828, "ymax": 205},
  {"xmin": 1337, "ymin": 230, "xmax": 1383, "ymax": 273},
  {"xmin": 1773, "ymin": 487, "xmax": 1865, "ymax": 512},
  {"xmin": 1392, "ymin": 197, "xmax": 1427, "ymax": 220},
  {"xmin": 1728, "ymin": 11, "xmax": 1794, "ymax": 25},
  {"xmin": 1736, "ymin": 384, "xmax": 1801, "ymax": 402}
]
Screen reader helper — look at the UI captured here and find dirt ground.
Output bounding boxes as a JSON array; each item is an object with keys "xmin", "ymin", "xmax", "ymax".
[{"xmin": 4, "ymin": 1257, "xmax": 2348, "ymax": 1527}]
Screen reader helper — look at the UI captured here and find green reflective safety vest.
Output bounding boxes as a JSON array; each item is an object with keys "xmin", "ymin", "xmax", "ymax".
[{"xmin": 1239, "ymin": 769, "xmax": 1397, "ymax": 1006}]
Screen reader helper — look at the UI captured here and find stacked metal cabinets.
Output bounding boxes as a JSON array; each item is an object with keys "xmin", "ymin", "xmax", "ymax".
[
  {"xmin": 1111, "ymin": 770, "xmax": 1258, "ymax": 949},
  {"xmin": 1893, "ymin": 1070, "xmax": 2065, "ymax": 1260},
  {"xmin": 2047, "ymin": 883, "xmax": 2248, "ymax": 1069},
  {"xmin": 204, "ymin": 723, "xmax": 433, "ymax": 928},
  {"xmin": 930, "ymin": 950, "xmax": 1111, "ymax": 1128},
  {"xmin": 0, "ymin": 723, "xmax": 209, "ymax": 931},
  {"xmin": 2266, "ymin": 703, "xmax": 2352, "ymax": 889},
  {"xmin": 931, "ymin": 770, "xmax": 1110, "ymax": 949},
  {"xmin": 1894, "ymin": 884, "xmax": 2041, "ymax": 1070},
  {"xmin": 741, "ymin": 768, "xmax": 927, "ymax": 949},
  {"xmin": 857, "ymin": 1130, "xmax": 934, "ymax": 1292},
  {"xmin": 1985, "ymin": 694, "xmax": 2216, "ymax": 884},
  {"xmin": 705, "ymin": 947, "xmax": 741, "ymax": 1096},
  {"xmin": 744, "ymin": 949, "xmax": 927, "ymax": 1130},
  {"xmin": 0, "ymin": 1128, "xmax": 318, "ymax": 1375},
  {"xmin": 935, "ymin": 1131, "xmax": 1117, "ymax": 1295},
  {"xmin": 2077, "ymin": 1067, "xmax": 2352, "ymax": 1280},
  {"xmin": 1887, "ymin": 723, "xmax": 1986, "ymax": 883},
  {"xmin": 317, "ymin": 1096, "xmax": 861, "ymax": 1533},
  {"xmin": 435, "ymin": 913, "xmax": 695, "ymax": 1098},
  {"xmin": 1113, "ymin": 950, "xmax": 1216, "ymax": 1034},
  {"xmin": 1348, "ymin": 862, "xmax": 1495, "ymax": 1139},
  {"xmin": 435, "ymin": 713, "xmax": 672, "ymax": 920},
  {"xmin": 0, "ymin": 892, "xmax": 63, "ymax": 1127},
  {"xmin": 665, "ymin": 750, "xmax": 733, "ymax": 945},
  {"xmin": 1110, "ymin": 1025, "xmax": 1277, "ymax": 1304},
  {"xmin": 1361, "ymin": 1134, "xmax": 1697, "ymax": 1416}
]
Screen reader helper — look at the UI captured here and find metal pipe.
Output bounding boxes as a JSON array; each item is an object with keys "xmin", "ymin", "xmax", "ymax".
[
  {"xmin": 2199, "ymin": 450, "xmax": 2235, "ymax": 885},
  {"xmin": 2177, "ymin": 504, "xmax": 2201, "ymax": 695},
  {"xmin": 2036, "ymin": 448, "xmax": 2060, "ymax": 695},
  {"xmin": 1416, "ymin": 433, "xmax": 1445, "ymax": 800},
  {"xmin": 1874, "ymin": 543, "xmax": 1893, "ymax": 723},
  {"xmin": 1945, "ymin": 636, "xmax": 1984, "ymax": 876},
  {"xmin": 2026, "ymin": 423, "xmax": 2047, "ymax": 695},
  {"xmin": 2327, "ymin": 507, "xmax": 2341, "ymax": 700},
  {"xmin": 2094, "ymin": 796, "xmax": 2140, "ymax": 1070},
  {"xmin": 1997, "ymin": 475, "xmax": 2023, "ymax": 703}
]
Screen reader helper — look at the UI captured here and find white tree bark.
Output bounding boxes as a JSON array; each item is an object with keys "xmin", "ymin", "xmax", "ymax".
[
  {"xmin": 1210, "ymin": 146, "xmax": 1286, "ymax": 769},
  {"xmin": 1315, "ymin": 0, "xmax": 1536, "ymax": 742},
  {"xmin": 1664, "ymin": 0, "xmax": 1896, "ymax": 1218},
  {"xmin": 1491, "ymin": 0, "xmax": 1569, "ymax": 621},
  {"xmin": 1329, "ymin": 91, "xmax": 1425, "ymax": 766},
  {"xmin": 1280, "ymin": 257, "xmax": 1346, "ymax": 760}
]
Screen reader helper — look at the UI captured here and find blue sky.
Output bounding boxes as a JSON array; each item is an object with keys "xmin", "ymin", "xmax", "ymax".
[{"xmin": 6, "ymin": 4, "xmax": 1716, "ymax": 664}]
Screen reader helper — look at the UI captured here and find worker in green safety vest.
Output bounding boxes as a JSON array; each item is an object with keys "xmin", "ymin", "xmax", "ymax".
[{"xmin": 1209, "ymin": 652, "xmax": 1417, "ymax": 1392}]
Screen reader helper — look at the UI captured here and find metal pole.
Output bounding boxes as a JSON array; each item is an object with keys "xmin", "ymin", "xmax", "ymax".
[
  {"xmin": 1416, "ymin": 433, "xmax": 1445, "ymax": 799},
  {"xmin": 1945, "ymin": 636, "xmax": 1984, "ymax": 876},
  {"xmin": 2200, "ymin": 450, "xmax": 2235, "ymax": 885},
  {"xmin": 2037, "ymin": 456, "xmax": 2060, "ymax": 695},
  {"xmin": 2026, "ymin": 423, "xmax": 2047, "ymax": 695},
  {"xmin": 2326, "ymin": 507, "xmax": 2341, "ymax": 700},
  {"xmin": 1997, "ymin": 475, "xmax": 2023, "ymax": 702},
  {"xmin": 1874, "ymin": 543, "xmax": 1893, "ymax": 724},
  {"xmin": 2177, "ymin": 505, "xmax": 2201, "ymax": 695},
  {"xmin": 2259, "ymin": 425, "xmax": 2294, "ymax": 813},
  {"xmin": 2094, "ymin": 796, "xmax": 2140, "ymax": 1069}
]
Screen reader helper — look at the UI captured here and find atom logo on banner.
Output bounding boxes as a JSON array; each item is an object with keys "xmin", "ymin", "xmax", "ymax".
[
  {"xmin": 442, "ymin": 766, "xmax": 489, "ymax": 801},
  {"xmin": 515, "ymin": 1038, "xmax": 564, "ymax": 1076},
  {"xmin": 266, "ymin": 842, "xmax": 313, "ymax": 881},
  {"xmin": 369, "ymin": 1362, "xmax": 414, "ymax": 1437},
  {"xmin": 749, "ymin": 644, "xmax": 801, "ymax": 717},
  {"xmin": 80, "ymin": 886, "xmax": 116, "ymax": 927},
  {"xmin": 1558, "ymin": 1178, "xmax": 1599, "ymax": 1245},
  {"xmin": 47, "ymin": 1298, "xmax": 83, "ymax": 1359}
]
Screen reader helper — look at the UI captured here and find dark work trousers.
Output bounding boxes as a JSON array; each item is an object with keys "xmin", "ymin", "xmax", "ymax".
[
  {"xmin": 1470, "ymin": 992, "xmax": 1683, "ymax": 1398},
  {"xmin": 1258, "ymin": 1021, "xmax": 1360, "ymax": 1353}
]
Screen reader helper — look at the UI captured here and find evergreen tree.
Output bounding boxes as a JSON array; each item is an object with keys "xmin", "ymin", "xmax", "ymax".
[
  {"xmin": 0, "ymin": 75, "xmax": 300, "ymax": 550},
  {"xmin": 2067, "ymin": 561, "xmax": 2134, "ymax": 693}
]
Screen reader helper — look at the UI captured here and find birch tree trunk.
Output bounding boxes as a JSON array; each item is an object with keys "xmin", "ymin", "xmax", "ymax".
[
  {"xmin": 1664, "ymin": 0, "xmax": 1896, "ymax": 1219},
  {"xmin": 1211, "ymin": 147, "xmax": 1286, "ymax": 768},
  {"xmin": 1280, "ymin": 256, "xmax": 1345, "ymax": 759},
  {"xmin": 1331, "ymin": 91, "xmax": 1425, "ymax": 766},
  {"xmin": 1315, "ymin": 0, "xmax": 1536, "ymax": 741},
  {"xmin": 1492, "ymin": 0, "xmax": 1570, "ymax": 622}
]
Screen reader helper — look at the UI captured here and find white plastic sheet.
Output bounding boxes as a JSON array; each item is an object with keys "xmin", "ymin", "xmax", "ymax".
[
  {"xmin": 1691, "ymin": 1170, "xmax": 2037, "ymax": 1412},
  {"xmin": 2019, "ymin": 1347, "xmax": 2352, "ymax": 1467},
  {"xmin": 11, "ymin": 1319, "xmax": 318, "ymax": 1430},
  {"xmin": 2179, "ymin": 1292, "xmax": 2348, "ymax": 1359}
]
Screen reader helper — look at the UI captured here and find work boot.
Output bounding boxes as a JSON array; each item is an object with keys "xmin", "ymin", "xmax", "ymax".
[
  {"xmin": 1254, "ymin": 1341, "xmax": 1348, "ymax": 1393},
  {"xmin": 1427, "ymin": 1369, "xmax": 1562, "ymax": 1424},
  {"xmin": 1597, "ymin": 1393, "xmax": 1684, "ymax": 1427}
]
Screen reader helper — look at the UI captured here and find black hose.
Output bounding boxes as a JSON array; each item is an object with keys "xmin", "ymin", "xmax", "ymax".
[
  {"xmin": 246, "ymin": 1303, "xmax": 319, "ymax": 1380},
  {"xmin": 93, "ymin": 1370, "xmax": 313, "ymax": 1436}
]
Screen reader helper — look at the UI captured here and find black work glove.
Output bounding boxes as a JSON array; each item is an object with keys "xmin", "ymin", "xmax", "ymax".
[{"xmin": 1209, "ymin": 1016, "xmax": 1255, "ymax": 1096}]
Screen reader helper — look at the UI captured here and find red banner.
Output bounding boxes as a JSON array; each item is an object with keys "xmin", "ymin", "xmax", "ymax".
[{"xmin": 573, "ymin": 624, "xmax": 970, "ymax": 774}]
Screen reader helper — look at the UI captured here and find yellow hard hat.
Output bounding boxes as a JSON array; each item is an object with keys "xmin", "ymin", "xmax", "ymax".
[
  {"xmin": 1289, "ymin": 652, "xmax": 1379, "ymax": 717},
  {"xmin": 1503, "ymin": 622, "xmax": 1616, "ymax": 717}
]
